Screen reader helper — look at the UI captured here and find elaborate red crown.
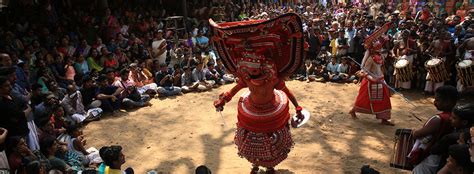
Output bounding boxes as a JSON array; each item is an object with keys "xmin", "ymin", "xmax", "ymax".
[{"xmin": 209, "ymin": 13, "xmax": 305, "ymax": 78}]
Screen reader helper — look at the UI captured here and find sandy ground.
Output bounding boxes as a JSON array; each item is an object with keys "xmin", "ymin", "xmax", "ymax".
[{"xmin": 84, "ymin": 81, "xmax": 437, "ymax": 174}]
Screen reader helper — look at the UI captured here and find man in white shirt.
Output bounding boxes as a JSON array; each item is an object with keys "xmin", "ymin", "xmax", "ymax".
[{"xmin": 151, "ymin": 30, "xmax": 167, "ymax": 65}]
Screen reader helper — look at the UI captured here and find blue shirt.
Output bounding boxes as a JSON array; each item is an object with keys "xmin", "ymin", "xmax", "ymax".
[{"xmin": 15, "ymin": 66, "xmax": 30, "ymax": 90}]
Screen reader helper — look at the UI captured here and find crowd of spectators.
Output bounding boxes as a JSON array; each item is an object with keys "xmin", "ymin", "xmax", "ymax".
[{"xmin": 0, "ymin": 0, "xmax": 473, "ymax": 173}]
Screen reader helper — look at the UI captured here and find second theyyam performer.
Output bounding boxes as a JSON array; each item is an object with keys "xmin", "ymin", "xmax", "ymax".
[
  {"xmin": 349, "ymin": 22, "xmax": 395, "ymax": 126},
  {"xmin": 210, "ymin": 13, "xmax": 310, "ymax": 174}
]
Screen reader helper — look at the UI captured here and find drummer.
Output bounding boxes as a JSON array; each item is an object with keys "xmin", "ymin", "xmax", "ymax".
[
  {"xmin": 412, "ymin": 85, "xmax": 459, "ymax": 174},
  {"xmin": 392, "ymin": 30, "xmax": 417, "ymax": 90},
  {"xmin": 458, "ymin": 27, "xmax": 474, "ymax": 60},
  {"xmin": 424, "ymin": 31, "xmax": 454, "ymax": 94}
]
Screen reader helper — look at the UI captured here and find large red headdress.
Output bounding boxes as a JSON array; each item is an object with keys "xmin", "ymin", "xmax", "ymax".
[
  {"xmin": 364, "ymin": 22, "xmax": 392, "ymax": 51},
  {"xmin": 209, "ymin": 13, "xmax": 305, "ymax": 78}
]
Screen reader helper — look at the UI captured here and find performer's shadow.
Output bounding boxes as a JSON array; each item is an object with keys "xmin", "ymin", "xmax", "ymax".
[
  {"xmin": 253, "ymin": 168, "xmax": 294, "ymax": 174},
  {"xmin": 275, "ymin": 169, "xmax": 295, "ymax": 174}
]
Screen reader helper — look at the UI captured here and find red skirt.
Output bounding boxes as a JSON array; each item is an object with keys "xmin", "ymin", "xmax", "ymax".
[
  {"xmin": 234, "ymin": 90, "xmax": 293, "ymax": 168},
  {"xmin": 353, "ymin": 78, "xmax": 392, "ymax": 120}
]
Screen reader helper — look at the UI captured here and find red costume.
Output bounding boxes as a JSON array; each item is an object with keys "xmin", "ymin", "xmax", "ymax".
[
  {"xmin": 210, "ymin": 13, "xmax": 307, "ymax": 172},
  {"xmin": 352, "ymin": 22, "xmax": 392, "ymax": 121}
]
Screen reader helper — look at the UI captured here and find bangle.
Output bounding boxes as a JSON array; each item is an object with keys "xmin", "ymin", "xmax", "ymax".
[{"xmin": 296, "ymin": 106, "xmax": 303, "ymax": 111}]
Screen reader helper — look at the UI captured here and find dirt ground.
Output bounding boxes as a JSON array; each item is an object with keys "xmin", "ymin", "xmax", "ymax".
[{"xmin": 84, "ymin": 81, "xmax": 437, "ymax": 174}]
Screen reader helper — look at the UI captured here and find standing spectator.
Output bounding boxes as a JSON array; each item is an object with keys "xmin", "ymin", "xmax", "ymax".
[
  {"xmin": 151, "ymin": 30, "xmax": 167, "ymax": 65},
  {"xmin": 335, "ymin": 29, "xmax": 349, "ymax": 59}
]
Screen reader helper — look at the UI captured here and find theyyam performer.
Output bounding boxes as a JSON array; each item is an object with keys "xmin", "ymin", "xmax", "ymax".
[
  {"xmin": 349, "ymin": 22, "xmax": 395, "ymax": 126},
  {"xmin": 210, "ymin": 13, "xmax": 310, "ymax": 174}
]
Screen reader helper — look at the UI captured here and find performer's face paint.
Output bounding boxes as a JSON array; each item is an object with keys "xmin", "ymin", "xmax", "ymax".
[{"xmin": 237, "ymin": 53, "xmax": 277, "ymax": 86}]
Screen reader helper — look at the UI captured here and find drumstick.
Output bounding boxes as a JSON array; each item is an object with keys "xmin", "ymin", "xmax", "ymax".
[{"xmin": 347, "ymin": 56, "xmax": 424, "ymax": 122}]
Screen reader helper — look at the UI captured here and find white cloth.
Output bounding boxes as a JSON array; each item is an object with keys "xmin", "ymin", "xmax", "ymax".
[
  {"xmin": 464, "ymin": 50, "xmax": 474, "ymax": 60},
  {"xmin": 0, "ymin": 151, "xmax": 9, "ymax": 171},
  {"xmin": 412, "ymin": 155, "xmax": 441, "ymax": 174},
  {"xmin": 27, "ymin": 120, "xmax": 40, "ymax": 151},
  {"xmin": 425, "ymin": 80, "xmax": 444, "ymax": 92},
  {"xmin": 137, "ymin": 83, "xmax": 158, "ymax": 95},
  {"xmin": 337, "ymin": 64, "xmax": 349, "ymax": 73},
  {"xmin": 152, "ymin": 39, "xmax": 167, "ymax": 64},
  {"xmin": 395, "ymin": 55, "xmax": 414, "ymax": 89}
]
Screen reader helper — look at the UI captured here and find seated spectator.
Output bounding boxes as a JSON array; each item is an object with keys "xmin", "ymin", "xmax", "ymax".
[
  {"xmin": 195, "ymin": 30, "xmax": 210, "ymax": 51},
  {"xmin": 34, "ymin": 93, "xmax": 60, "ymax": 121},
  {"xmin": 205, "ymin": 63, "xmax": 224, "ymax": 86},
  {"xmin": 39, "ymin": 136, "xmax": 72, "ymax": 173},
  {"xmin": 64, "ymin": 56, "xmax": 76, "ymax": 81},
  {"xmin": 99, "ymin": 145, "xmax": 133, "ymax": 174},
  {"xmin": 35, "ymin": 117, "xmax": 62, "ymax": 145},
  {"xmin": 47, "ymin": 81, "xmax": 67, "ymax": 101},
  {"xmin": 347, "ymin": 59, "xmax": 360, "ymax": 83},
  {"xmin": 6, "ymin": 136, "xmax": 38, "ymax": 173},
  {"xmin": 215, "ymin": 59, "xmax": 235, "ymax": 83},
  {"xmin": 415, "ymin": 102, "xmax": 474, "ymax": 173},
  {"xmin": 114, "ymin": 48, "xmax": 129, "ymax": 69},
  {"xmin": 96, "ymin": 75, "xmax": 122, "ymax": 113},
  {"xmin": 49, "ymin": 54, "xmax": 68, "ymax": 88},
  {"xmin": 155, "ymin": 63, "xmax": 182, "ymax": 97},
  {"xmin": 326, "ymin": 57, "xmax": 340, "ymax": 82},
  {"xmin": 0, "ymin": 76, "xmax": 30, "ymax": 139},
  {"xmin": 181, "ymin": 66, "xmax": 199, "ymax": 93},
  {"xmin": 66, "ymin": 125, "xmax": 101, "ymax": 167},
  {"xmin": 192, "ymin": 62, "xmax": 213, "ymax": 91},
  {"xmin": 412, "ymin": 85, "xmax": 458, "ymax": 173},
  {"xmin": 36, "ymin": 68, "xmax": 55, "ymax": 94},
  {"xmin": 139, "ymin": 60, "xmax": 154, "ymax": 85},
  {"xmin": 61, "ymin": 84, "xmax": 102, "ymax": 125},
  {"xmin": 30, "ymin": 83, "xmax": 44, "ymax": 106},
  {"xmin": 49, "ymin": 106, "xmax": 68, "ymax": 136},
  {"xmin": 172, "ymin": 66, "xmax": 183, "ymax": 88},
  {"xmin": 113, "ymin": 69, "xmax": 152, "ymax": 109},
  {"xmin": 80, "ymin": 76, "xmax": 102, "ymax": 110},
  {"xmin": 437, "ymin": 144, "xmax": 473, "ymax": 174},
  {"xmin": 102, "ymin": 53, "xmax": 119, "ymax": 70},
  {"xmin": 336, "ymin": 58, "xmax": 351, "ymax": 83},
  {"xmin": 87, "ymin": 49, "xmax": 103, "ymax": 73},
  {"xmin": 74, "ymin": 53, "xmax": 90, "ymax": 76},
  {"xmin": 105, "ymin": 68, "xmax": 117, "ymax": 85},
  {"xmin": 77, "ymin": 39, "xmax": 92, "ymax": 58},
  {"xmin": 129, "ymin": 63, "xmax": 157, "ymax": 96}
]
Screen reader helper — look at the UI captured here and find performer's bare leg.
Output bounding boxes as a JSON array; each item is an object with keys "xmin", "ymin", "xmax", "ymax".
[
  {"xmin": 265, "ymin": 167, "xmax": 275, "ymax": 174},
  {"xmin": 381, "ymin": 119, "xmax": 395, "ymax": 126},
  {"xmin": 348, "ymin": 108, "xmax": 358, "ymax": 119},
  {"xmin": 250, "ymin": 165, "xmax": 259, "ymax": 174}
]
